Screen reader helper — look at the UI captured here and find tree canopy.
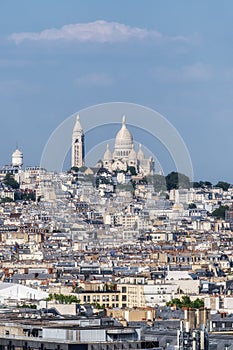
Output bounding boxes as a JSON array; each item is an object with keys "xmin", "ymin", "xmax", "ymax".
[
  {"xmin": 188, "ymin": 203, "xmax": 197, "ymax": 209},
  {"xmin": 46, "ymin": 293, "xmax": 80, "ymax": 304},
  {"xmin": 147, "ymin": 172, "xmax": 191, "ymax": 192},
  {"xmin": 211, "ymin": 205, "xmax": 229, "ymax": 219},
  {"xmin": 166, "ymin": 296, "xmax": 204, "ymax": 309},
  {"xmin": 4, "ymin": 173, "xmax": 19, "ymax": 189},
  {"xmin": 215, "ymin": 181, "xmax": 230, "ymax": 191},
  {"xmin": 127, "ymin": 166, "xmax": 137, "ymax": 176},
  {"xmin": 147, "ymin": 174, "xmax": 167, "ymax": 192},
  {"xmin": 0, "ymin": 197, "xmax": 13, "ymax": 203},
  {"xmin": 193, "ymin": 181, "xmax": 212, "ymax": 189},
  {"xmin": 14, "ymin": 190, "xmax": 36, "ymax": 201},
  {"xmin": 165, "ymin": 172, "xmax": 191, "ymax": 191}
]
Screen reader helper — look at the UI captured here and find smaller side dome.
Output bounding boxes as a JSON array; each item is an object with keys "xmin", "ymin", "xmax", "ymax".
[
  {"xmin": 137, "ymin": 144, "xmax": 144, "ymax": 161},
  {"xmin": 103, "ymin": 144, "xmax": 112, "ymax": 161},
  {"xmin": 128, "ymin": 145, "xmax": 137, "ymax": 160}
]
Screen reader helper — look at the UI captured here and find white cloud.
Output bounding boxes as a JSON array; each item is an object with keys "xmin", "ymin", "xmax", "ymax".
[
  {"xmin": 9, "ymin": 20, "xmax": 187, "ymax": 44},
  {"xmin": 75, "ymin": 73, "xmax": 113, "ymax": 87}
]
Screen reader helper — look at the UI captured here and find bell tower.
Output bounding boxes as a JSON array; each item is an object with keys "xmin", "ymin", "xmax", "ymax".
[{"xmin": 72, "ymin": 115, "xmax": 85, "ymax": 168}]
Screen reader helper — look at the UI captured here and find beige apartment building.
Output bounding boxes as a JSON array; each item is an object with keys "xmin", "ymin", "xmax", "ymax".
[
  {"xmin": 77, "ymin": 291, "xmax": 121, "ymax": 308},
  {"xmin": 76, "ymin": 282, "xmax": 145, "ymax": 308}
]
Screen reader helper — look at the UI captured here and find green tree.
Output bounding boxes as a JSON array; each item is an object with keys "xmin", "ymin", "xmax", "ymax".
[
  {"xmin": 211, "ymin": 205, "xmax": 229, "ymax": 219},
  {"xmin": 127, "ymin": 166, "xmax": 137, "ymax": 175},
  {"xmin": 166, "ymin": 297, "xmax": 183, "ymax": 308},
  {"xmin": 188, "ymin": 203, "xmax": 197, "ymax": 209},
  {"xmin": 215, "ymin": 181, "xmax": 230, "ymax": 191},
  {"xmin": 46, "ymin": 293, "xmax": 80, "ymax": 304},
  {"xmin": 4, "ymin": 173, "xmax": 19, "ymax": 189},
  {"xmin": 46, "ymin": 293, "xmax": 53, "ymax": 301},
  {"xmin": 14, "ymin": 191, "xmax": 36, "ymax": 201},
  {"xmin": 70, "ymin": 166, "xmax": 79, "ymax": 172},
  {"xmin": 147, "ymin": 174, "xmax": 167, "ymax": 192},
  {"xmin": 166, "ymin": 172, "xmax": 191, "ymax": 190},
  {"xmin": 166, "ymin": 296, "xmax": 204, "ymax": 309},
  {"xmin": 1, "ymin": 197, "xmax": 13, "ymax": 203},
  {"xmin": 191, "ymin": 298, "xmax": 204, "ymax": 309},
  {"xmin": 193, "ymin": 181, "xmax": 212, "ymax": 189},
  {"xmin": 23, "ymin": 191, "xmax": 36, "ymax": 201},
  {"xmin": 14, "ymin": 192, "xmax": 22, "ymax": 201}
]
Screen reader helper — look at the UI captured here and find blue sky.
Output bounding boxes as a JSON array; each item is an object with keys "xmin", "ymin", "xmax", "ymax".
[{"xmin": 0, "ymin": 0, "xmax": 233, "ymax": 182}]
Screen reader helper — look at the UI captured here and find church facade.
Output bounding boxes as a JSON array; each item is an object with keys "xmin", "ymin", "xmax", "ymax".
[{"xmin": 72, "ymin": 115, "xmax": 154, "ymax": 176}]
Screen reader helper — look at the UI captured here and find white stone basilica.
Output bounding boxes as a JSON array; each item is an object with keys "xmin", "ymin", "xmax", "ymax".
[
  {"xmin": 72, "ymin": 115, "xmax": 154, "ymax": 175},
  {"xmin": 99, "ymin": 116, "xmax": 154, "ymax": 176}
]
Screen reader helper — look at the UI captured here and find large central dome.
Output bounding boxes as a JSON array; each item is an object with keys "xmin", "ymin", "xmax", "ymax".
[{"xmin": 113, "ymin": 116, "xmax": 133, "ymax": 160}]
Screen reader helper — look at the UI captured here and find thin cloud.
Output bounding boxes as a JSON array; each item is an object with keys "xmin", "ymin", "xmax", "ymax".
[
  {"xmin": 9, "ymin": 20, "xmax": 187, "ymax": 44},
  {"xmin": 0, "ymin": 80, "xmax": 39, "ymax": 96},
  {"xmin": 75, "ymin": 73, "xmax": 113, "ymax": 87},
  {"xmin": 182, "ymin": 63, "xmax": 212, "ymax": 81},
  {"xmin": 153, "ymin": 63, "xmax": 212, "ymax": 82},
  {"xmin": 0, "ymin": 59, "xmax": 32, "ymax": 67}
]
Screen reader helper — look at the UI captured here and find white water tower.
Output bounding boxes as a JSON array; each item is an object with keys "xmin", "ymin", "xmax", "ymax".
[{"xmin": 12, "ymin": 148, "xmax": 23, "ymax": 168}]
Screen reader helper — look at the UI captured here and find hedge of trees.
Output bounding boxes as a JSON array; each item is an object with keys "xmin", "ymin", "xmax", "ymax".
[
  {"xmin": 166, "ymin": 295, "xmax": 204, "ymax": 309},
  {"xmin": 46, "ymin": 293, "xmax": 80, "ymax": 304}
]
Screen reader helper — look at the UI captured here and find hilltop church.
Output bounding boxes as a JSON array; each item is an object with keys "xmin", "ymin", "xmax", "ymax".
[{"xmin": 72, "ymin": 115, "xmax": 154, "ymax": 176}]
